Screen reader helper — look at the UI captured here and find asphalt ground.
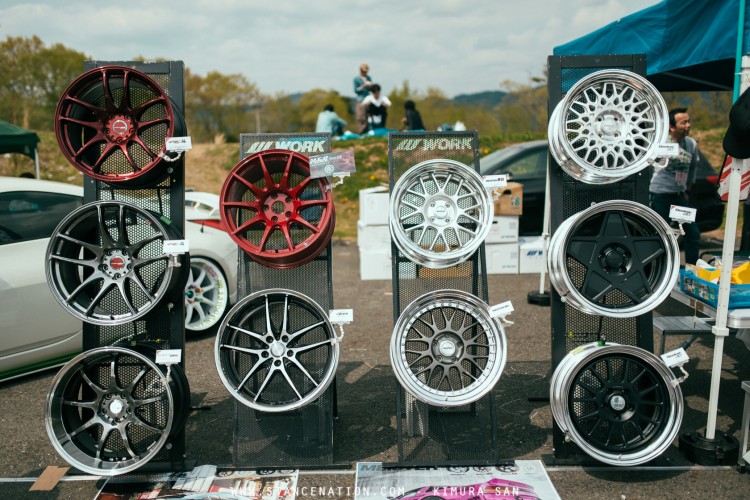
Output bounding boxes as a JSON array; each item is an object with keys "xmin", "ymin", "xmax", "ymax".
[{"xmin": 1, "ymin": 240, "xmax": 749, "ymax": 499}]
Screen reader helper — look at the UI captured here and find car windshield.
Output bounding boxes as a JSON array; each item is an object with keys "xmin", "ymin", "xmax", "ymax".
[{"xmin": 479, "ymin": 147, "xmax": 523, "ymax": 175}]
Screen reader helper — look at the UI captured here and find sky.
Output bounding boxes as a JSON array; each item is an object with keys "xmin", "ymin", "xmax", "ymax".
[{"xmin": 0, "ymin": 0, "xmax": 658, "ymax": 98}]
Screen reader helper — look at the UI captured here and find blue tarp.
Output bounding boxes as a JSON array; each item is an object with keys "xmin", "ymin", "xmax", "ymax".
[{"xmin": 553, "ymin": 0, "xmax": 749, "ymax": 92}]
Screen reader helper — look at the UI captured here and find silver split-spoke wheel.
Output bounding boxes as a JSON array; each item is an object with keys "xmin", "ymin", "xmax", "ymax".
[
  {"xmin": 548, "ymin": 200, "xmax": 679, "ymax": 318},
  {"xmin": 390, "ymin": 290, "xmax": 506, "ymax": 407},
  {"xmin": 45, "ymin": 346, "xmax": 184, "ymax": 475},
  {"xmin": 390, "ymin": 159, "xmax": 493, "ymax": 269},
  {"xmin": 215, "ymin": 289, "xmax": 339, "ymax": 412},
  {"xmin": 548, "ymin": 69, "xmax": 669, "ymax": 184},
  {"xmin": 184, "ymin": 257, "xmax": 229, "ymax": 334},
  {"xmin": 550, "ymin": 342, "xmax": 683, "ymax": 466},
  {"xmin": 46, "ymin": 201, "xmax": 188, "ymax": 325}
]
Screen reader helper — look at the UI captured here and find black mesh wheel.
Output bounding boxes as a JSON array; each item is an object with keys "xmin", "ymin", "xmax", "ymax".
[
  {"xmin": 550, "ymin": 342, "xmax": 683, "ymax": 466},
  {"xmin": 215, "ymin": 289, "xmax": 339, "ymax": 412},
  {"xmin": 45, "ymin": 346, "xmax": 186, "ymax": 475},
  {"xmin": 54, "ymin": 65, "xmax": 183, "ymax": 186},
  {"xmin": 46, "ymin": 201, "xmax": 188, "ymax": 325},
  {"xmin": 548, "ymin": 200, "xmax": 679, "ymax": 318}
]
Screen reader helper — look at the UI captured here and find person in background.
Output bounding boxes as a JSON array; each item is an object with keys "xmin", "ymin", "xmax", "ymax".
[
  {"xmin": 353, "ymin": 63, "xmax": 373, "ymax": 134},
  {"xmin": 649, "ymin": 107, "xmax": 700, "ymax": 265},
  {"xmin": 315, "ymin": 104, "xmax": 346, "ymax": 138},
  {"xmin": 362, "ymin": 84, "xmax": 391, "ymax": 131},
  {"xmin": 401, "ymin": 100, "xmax": 425, "ymax": 131}
]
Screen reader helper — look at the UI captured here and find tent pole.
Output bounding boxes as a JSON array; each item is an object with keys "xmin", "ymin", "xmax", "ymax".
[
  {"xmin": 735, "ymin": 0, "xmax": 746, "ymax": 100},
  {"xmin": 34, "ymin": 147, "xmax": 40, "ymax": 179}
]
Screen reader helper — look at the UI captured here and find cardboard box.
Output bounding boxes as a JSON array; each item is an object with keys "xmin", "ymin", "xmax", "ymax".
[
  {"xmin": 493, "ymin": 182, "xmax": 523, "ymax": 216},
  {"xmin": 357, "ymin": 220, "xmax": 391, "ymax": 252},
  {"xmin": 359, "ymin": 248, "xmax": 392, "ymax": 280},
  {"xmin": 485, "ymin": 215, "xmax": 519, "ymax": 244},
  {"xmin": 359, "ymin": 186, "xmax": 389, "ymax": 225},
  {"xmin": 485, "ymin": 242, "xmax": 519, "ymax": 274},
  {"xmin": 518, "ymin": 236, "xmax": 546, "ymax": 274}
]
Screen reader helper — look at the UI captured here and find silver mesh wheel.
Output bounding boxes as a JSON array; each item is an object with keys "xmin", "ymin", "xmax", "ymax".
[
  {"xmin": 46, "ymin": 201, "xmax": 188, "ymax": 325},
  {"xmin": 390, "ymin": 290, "xmax": 506, "ymax": 407},
  {"xmin": 548, "ymin": 69, "xmax": 669, "ymax": 184},
  {"xmin": 45, "ymin": 346, "xmax": 179, "ymax": 475},
  {"xmin": 548, "ymin": 200, "xmax": 679, "ymax": 318},
  {"xmin": 550, "ymin": 342, "xmax": 683, "ymax": 466},
  {"xmin": 390, "ymin": 159, "xmax": 493, "ymax": 269},
  {"xmin": 215, "ymin": 289, "xmax": 339, "ymax": 412}
]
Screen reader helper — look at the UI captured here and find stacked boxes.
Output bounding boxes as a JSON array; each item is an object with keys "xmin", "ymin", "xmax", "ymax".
[
  {"xmin": 486, "ymin": 182, "xmax": 523, "ymax": 274},
  {"xmin": 358, "ymin": 186, "xmax": 392, "ymax": 280}
]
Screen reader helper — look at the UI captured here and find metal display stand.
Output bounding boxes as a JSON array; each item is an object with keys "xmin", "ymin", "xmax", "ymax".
[
  {"xmin": 387, "ymin": 131, "xmax": 499, "ymax": 465},
  {"xmin": 231, "ymin": 133, "xmax": 338, "ymax": 468},
  {"xmin": 546, "ymin": 55, "xmax": 654, "ymax": 463}
]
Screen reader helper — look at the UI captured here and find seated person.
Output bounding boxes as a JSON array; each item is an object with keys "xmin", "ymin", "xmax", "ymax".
[
  {"xmin": 362, "ymin": 84, "xmax": 392, "ymax": 130},
  {"xmin": 315, "ymin": 104, "xmax": 347, "ymax": 137}
]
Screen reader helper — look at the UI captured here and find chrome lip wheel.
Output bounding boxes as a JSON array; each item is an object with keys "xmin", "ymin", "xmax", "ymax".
[
  {"xmin": 390, "ymin": 290, "xmax": 506, "ymax": 407},
  {"xmin": 548, "ymin": 69, "xmax": 669, "ymax": 184},
  {"xmin": 550, "ymin": 343, "xmax": 683, "ymax": 466},
  {"xmin": 45, "ymin": 346, "xmax": 177, "ymax": 476},
  {"xmin": 45, "ymin": 201, "xmax": 187, "ymax": 325},
  {"xmin": 390, "ymin": 159, "xmax": 493, "ymax": 269},
  {"xmin": 215, "ymin": 289, "xmax": 339, "ymax": 412},
  {"xmin": 184, "ymin": 257, "xmax": 229, "ymax": 334},
  {"xmin": 548, "ymin": 200, "xmax": 679, "ymax": 318}
]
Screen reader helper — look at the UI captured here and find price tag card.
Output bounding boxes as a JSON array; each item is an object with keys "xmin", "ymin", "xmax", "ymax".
[
  {"xmin": 166, "ymin": 136, "xmax": 193, "ymax": 152},
  {"xmin": 482, "ymin": 174, "xmax": 508, "ymax": 189},
  {"xmin": 489, "ymin": 301, "xmax": 514, "ymax": 318},
  {"xmin": 655, "ymin": 143, "xmax": 680, "ymax": 157},
  {"xmin": 156, "ymin": 349, "xmax": 182, "ymax": 365},
  {"xmin": 669, "ymin": 205, "xmax": 697, "ymax": 223},
  {"xmin": 661, "ymin": 347, "xmax": 689, "ymax": 368},
  {"xmin": 310, "ymin": 150, "xmax": 356, "ymax": 179},
  {"xmin": 329, "ymin": 309, "xmax": 354, "ymax": 324},
  {"xmin": 163, "ymin": 239, "xmax": 189, "ymax": 254}
]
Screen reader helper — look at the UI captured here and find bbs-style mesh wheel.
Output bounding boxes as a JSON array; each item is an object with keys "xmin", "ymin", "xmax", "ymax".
[
  {"xmin": 220, "ymin": 149, "xmax": 335, "ymax": 269},
  {"xmin": 548, "ymin": 69, "xmax": 669, "ymax": 184},
  {"xmin": 215, "ymin": 289, "xmax": 339, "ymax": 412},
  {"xmin": 45, "ymin": 345, "xmax": 189, "ymax": 475},
  {"xmin": 46, "ymin": 201, "xmax": 188, "ymax": 325},
  {"xmin": 390, "ymin": 159, "xmax": 493, "ymax": 269},
  {"xmin": 55, "ymin": 65, "xmax": 182, "ymax": 186},
  {"xmin": 550, "ymin": 342, "xmax": 683, "ymax": 466},
  {"xmin": 548, "ymin": 200, "xmax": 679, "ymax": 318},
  {"xmin": 390, "ymin": 290, "xmax": 506, "ymax": 407}
]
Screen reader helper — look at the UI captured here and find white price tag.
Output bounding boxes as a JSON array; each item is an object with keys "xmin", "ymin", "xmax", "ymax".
[
  {"xmin": 669, "ymin": 205, "xmax": 697, "ymax": 223},
  {"xmin": 163, "ymin": 239, "xmax": 189, "ymax": 254},
  {"xmin": 655, "ymin": 143, "xmax": 680, "ymax": 157},
  {"xmin": 483, "ymin": 174, "xmax": 508, "ymax": 189},
  {"xmin": 489, "ymin": 301, "xmax": 514, "ymax": 318},
  {"xmin": 329, "ymin": 309, "xmax": 354, "ymax": 324},
  {"xmin": 156, "ymin": 349, "xmax": 182, "ymax": 365},
  {"xmin": 661, "ymin": 347, "xmax": 689, "ymax": 368},
  {"xmin": 166, "ymin": 136, "xmax": 193, "ymax": 152}
]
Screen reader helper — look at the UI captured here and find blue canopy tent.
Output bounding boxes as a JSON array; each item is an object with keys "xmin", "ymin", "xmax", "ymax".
[{"xmin": 554, "ymin": 0, "xmax": 749, "ymax": 94}]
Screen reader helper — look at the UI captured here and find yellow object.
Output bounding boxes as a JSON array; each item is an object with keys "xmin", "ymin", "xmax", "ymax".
[{"xmin": 731, "ymin": 262, "xmax": 750, "ymax": 284}]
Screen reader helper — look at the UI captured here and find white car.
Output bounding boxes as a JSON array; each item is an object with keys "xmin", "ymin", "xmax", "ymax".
[{"xmin": 0, "ymin": 177, "xmax": 237, "ymax": 382}]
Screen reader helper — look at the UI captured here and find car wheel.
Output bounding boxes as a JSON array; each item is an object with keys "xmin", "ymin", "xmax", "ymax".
[{"xmin": 185, "ymin": 257, "xmax": 230, "ymax": 335}]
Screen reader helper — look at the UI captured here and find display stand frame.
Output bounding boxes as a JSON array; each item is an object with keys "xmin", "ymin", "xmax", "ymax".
[
  {"xmin": 230, "ymin": 133, "xmax": 340, "ymax": 468},
  {"xmin": 386, "ymin": 131, "xmax": 500, "ymax": 465}
]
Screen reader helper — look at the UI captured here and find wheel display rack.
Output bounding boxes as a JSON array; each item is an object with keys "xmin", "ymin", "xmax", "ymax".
[
  {"xmin": 387, "ymin": 131, "xmax": 499, "ymax": 464},
  {"xmin": 546, "ymin": 55, "xmax": 659, "ymax": 464},
  {"xmin": 230, "ymin": 133, "xmax": 337, "ymax": 468}
]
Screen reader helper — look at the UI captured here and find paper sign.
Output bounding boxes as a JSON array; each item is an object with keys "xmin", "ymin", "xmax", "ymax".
[
  {"xmin": 156, "ymin": 349, "xmax": 182, "ymax": 365},
  {"xmin": 669, "ymin": 205, "xmax": 697, "ymax": 223},
  {"xmin": 310, "ymin": 150, "xmax": 356, "ymax": 179},
  {"xmin": 163, "ymin": 239, "xmax": 189, "ymax": 254},
  {"xmin": 655, "ymin": 143, "xmax": 680, "ymax": 157},
  {"xmin": 489, "ymin": 301, "xmax": 514, "ymax": 318},
  {"xmin": 661, "ymin": 347, "xmax": 689, "ymax": 368},
  {"xmin": 482, "ymin": 174, "xmax": 508, "ymax": 188},
  {"xmin": 329, "ymin": 309, "xmax": 354, "ymax": 324},
  {"xmin": 166, "ymin": 136, "xmax": 193, "ymax": 152}
]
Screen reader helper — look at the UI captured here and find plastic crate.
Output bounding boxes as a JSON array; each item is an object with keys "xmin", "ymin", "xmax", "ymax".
[{"xmin": 679, "ymin": 269, "xmax": 750, "ymax": 309}]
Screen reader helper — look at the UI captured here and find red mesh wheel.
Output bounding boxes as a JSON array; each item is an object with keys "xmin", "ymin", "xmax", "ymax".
[
  {"xmin": 55, "ymin": 65, "xmax": 178, "ymax": 186},
  {"xmin": 220, "ymin": 149, "xmax": 335, "ymax": 269}
]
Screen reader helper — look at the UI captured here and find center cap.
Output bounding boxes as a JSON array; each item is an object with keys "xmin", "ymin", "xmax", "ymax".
[
  {"xmin": 434, "ymin": 205, "xmax": 448, "ymax": 219},
  {"xmin": 610, "ymin": 394, "xmax": 627, "ymax": 411},
  {"xmin": 438, "ymin": 339, "xmax": 457, "ymax": 357},
  {"xmin": 111, "ymin": 119, "xmax": 129, "ymax": 135},
  {"xmin": 110, "ymin": 256, "xmax": 126, "ymax": 270},
  {"xmin": 109, "ymin": 399, "xmax": 124, "ymax": 414},
  {"xmin": 270, "ymin": 341, "xmax": 286, "ymax": 358}
]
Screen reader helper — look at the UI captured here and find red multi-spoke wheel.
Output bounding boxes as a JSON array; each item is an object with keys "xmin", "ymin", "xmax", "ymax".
[
  {"xmin": 220, "ymin": 149, "xmax": 335, "ymax": 269},
  {"xmin": 55, "ymin": 66, "xmax": 179, "ymax": 186}
]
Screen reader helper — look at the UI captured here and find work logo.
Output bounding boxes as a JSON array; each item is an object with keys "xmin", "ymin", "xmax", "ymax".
[
  {"xmin": 245, "ymin": 140, "xmax": 326, "ymax": 155},
  {"xmin": 393, "ymin": 137, "xmax": 473, "ymax": 152}
]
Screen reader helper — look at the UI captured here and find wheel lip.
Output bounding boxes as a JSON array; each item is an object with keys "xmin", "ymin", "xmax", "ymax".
[
  {"xmin": 389, "ymin": 159, "xmax": 494, "ymax": 269},
  {"xmin": 547, "ymin": 199, "xmax": 679, "ymax": 318},
  {"xmin": 549, "ymin": 69, "xmax": 669, "ymax": 184},
  {"xmin": 550, "ymin": 342, "xmax": 683, "ymax": 466},
  {"xmin": 184, "ymin": 257, "xmax": 230, "ymax": 333},
  {"xmin": 45, "ymin": 200, "xmax": 186, "ymax": 326},
  {"xmin": 390, "ymin": 289, "xmax": 506, "ymax": 407},
  {"xmin": 54, "ymin": 65, "xmax": 175, "ymax": 185},
  {"xmin": 45, "ymin": 346, "xmax": 175, "ymax": 476},
  {"xmin": 219, "ymin": 149, "xmax": 335, "ymax": 269},
  {"xmin": 214, "ymin": 288, "xmax": 340, "ymax": 413}
]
